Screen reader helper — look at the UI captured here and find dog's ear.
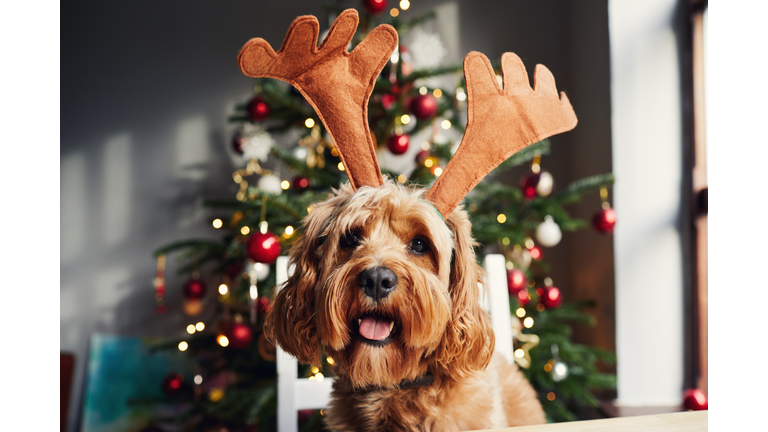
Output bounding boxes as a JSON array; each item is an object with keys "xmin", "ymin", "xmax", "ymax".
[
  {"xmin": 434, "ymin": 208, "xmax": 495, "ymax": 377},
  {"xmin": 264, "ymin": 197, "xmax": 339, "ymax": 367}
]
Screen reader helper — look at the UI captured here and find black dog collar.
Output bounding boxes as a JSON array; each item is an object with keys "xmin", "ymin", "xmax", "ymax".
[{"xmin": 397, "ymin": 372, "xmax": 434, "ymax": 389}]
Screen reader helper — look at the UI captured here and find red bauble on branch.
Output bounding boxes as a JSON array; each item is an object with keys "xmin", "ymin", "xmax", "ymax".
[
  {"xmin": 682, "ymin": 389, "xmax": 708, "ymax": 410},
  {"xmin": 364, "ymin": 0, "xmax": 387, "ymax": 14},
  {"xmin": 507, "ymin": 269, "xmax": 528, "ymax": 295},
  {"xmin": 593, "ymin": 207, "xmax": 617, "ymax": 234},
  {"xmin": 247, "ymin": 96, "xmax": 270, "ymax": 121},
  {"xmin": 410, "ymin": 94, "xmax": 438, "ymax": 120},
  {"xmin": 540, "ymin": 286, "xmax": 562, "ymax": 309},
  {"xmin": 292, "ymin": 175, "xmax": 310, "ymax": 192},
  {"xmin": 183, "ymin": 279, "xmax": 206, "ymax": 300},
  {"xmin": 520, "ymin": 172, "xmax": 540, "ymax": 199},
  {"xmin": 247, "ymin": 231, "xmax": 281, "ymax": 264},
  {"xmin": 387, "ymin": 133, "xmax": 410, "ymax": 155},
  {"xmin": 528, "ymin": 245, "xmax": 543, "ymax": 261},
  {"xmin": 227, "ymin": 323, "xmax": 254, "ymax": 349},
  {"xmin": 161, "ymin": 373, "xmax": 185, "ymax": 396},
  {"xmin": 516, "ymin": 289, "xmax": 530, "ymax": 307}
]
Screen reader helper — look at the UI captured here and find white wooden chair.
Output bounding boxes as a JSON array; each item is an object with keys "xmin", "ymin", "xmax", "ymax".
[{"xmin": 274, "ymin": 254, "xmax": 513, "ymax": 432}]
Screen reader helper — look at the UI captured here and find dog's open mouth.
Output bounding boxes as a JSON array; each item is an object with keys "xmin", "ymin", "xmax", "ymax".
[{"xmin": 354, "ymin": 313, "xmax": 396, "ymax": 346}]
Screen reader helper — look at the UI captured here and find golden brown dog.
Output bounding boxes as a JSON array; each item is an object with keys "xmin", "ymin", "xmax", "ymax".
[{"xmin": 266, "ymin": 180, "xmax": 546, "ymax": 431}]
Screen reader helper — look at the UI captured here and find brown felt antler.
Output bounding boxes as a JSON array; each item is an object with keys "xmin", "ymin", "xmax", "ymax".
[
  {"xmin": 425, "ymin": 52, "xmax": 578, "ymax": 217},
  {"xmin": 238, "ymin": 9, "xmax": 397, "ymax": 190}
]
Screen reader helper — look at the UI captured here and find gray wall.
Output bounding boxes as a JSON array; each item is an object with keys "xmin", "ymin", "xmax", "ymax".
[{"xmin": 61, "ymin": 1, "xmax": 613, "ymax": 430}]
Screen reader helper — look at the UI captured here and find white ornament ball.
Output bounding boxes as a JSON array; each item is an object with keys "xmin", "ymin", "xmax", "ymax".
[
  {"xmin": 257, "ymin": 174, "xmax": 283, "ymax": 195},
  {"xmin": 536, "ymin": 171, "xmax": 554, "ymax": 197},
  {"xmin": 251, "ymin": 262, "xmax": 270, "ymax": 282},
  {"xmin": 551, "ymin": 360, "xmax": 569, "ymax": 382},
  {"xmin": 536, "ymin": 215, "xmax": 562, "ymax": 247},
  {"xmin": 292, "ymin": 146, "xmax": 309, "ymax": 162}
]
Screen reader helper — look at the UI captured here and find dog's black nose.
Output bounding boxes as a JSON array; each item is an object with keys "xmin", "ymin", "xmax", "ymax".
[{"xmin": 359, "ymin": 266, "xmax": 398, "ymax": 301}]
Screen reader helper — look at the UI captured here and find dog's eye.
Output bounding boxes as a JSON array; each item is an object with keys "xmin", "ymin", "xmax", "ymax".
[
  {"xmin": 409, "ymin": 237, "xmax": 430, "ymax": 255},
  {"xmin": 339, "ymin": 231, "xmax": 361, "ymax": 249}
]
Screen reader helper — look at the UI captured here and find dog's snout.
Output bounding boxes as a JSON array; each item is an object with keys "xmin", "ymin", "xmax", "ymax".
[{"xmin": 359, "ymin": 266, "xmax": 398, "ymax": 301}]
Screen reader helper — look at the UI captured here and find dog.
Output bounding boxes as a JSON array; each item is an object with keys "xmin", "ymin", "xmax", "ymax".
[{"xmin": 265, "ymin": 179, "xmax": 546, "ymax": 431}]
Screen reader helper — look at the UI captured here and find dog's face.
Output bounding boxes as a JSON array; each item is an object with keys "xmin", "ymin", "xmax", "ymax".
[{"xmin": 266, "ymin": 181, "xmax": 494, "ymax": 388}]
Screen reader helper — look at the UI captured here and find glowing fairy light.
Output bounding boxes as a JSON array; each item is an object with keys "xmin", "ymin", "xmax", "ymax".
[
  {"xmin": 523, "ymin": 317, "xmax": 534, "ymax": 328},
  {"xmin": 241, "ymin": 226, "xmax": 250, "ymax": 235},
  {"xmin": 187, "ymin": 325, "xmax": 196, "ymax": 334},
  {"xmin": 218, "ymin": 284, "xmax": 228, "ymax": 295},
  {"xmin": 281, "ymin": 180, "xmax": 290, "ymax": 190},
  {"xmin": 305, "ymin": 118, "xmax": 315, "ymax": 128},
  {"xmin": 401, "ymin": 114, "xmax": 411, "ymax": 125},
  {"xmin": 196, "ymin": 322, "xmax": 205, "ymax": 331},
  {"xmin": 441, "ymin": 120, "xmax": 451, "ymax": 129},
  {"xmin": 212, "ymin": 219, "xmax": 223, "ymax": 229},
  {"xmin": 516, "ymin": 308, "xmax": 526, "ymax": 318},
  {"xmin": 432, "ymin": 88, "xmax": 443, "ymax": 98},
  {"xmin": 178, "ymin": 341, "xmax": 189, "ymax": 351},
  {"xmin": 497, "ymin": 214, "xmax": 507, "ymax": 223}
]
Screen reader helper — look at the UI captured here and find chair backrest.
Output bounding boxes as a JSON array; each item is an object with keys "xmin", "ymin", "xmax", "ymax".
[{"xmin": 274, "ymin": 253, "xmax": 513, "ymax": 432}]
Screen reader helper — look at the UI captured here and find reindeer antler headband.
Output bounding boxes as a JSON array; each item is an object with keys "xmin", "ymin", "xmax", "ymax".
[{"xmin": 238, "ymin": 9, "xmax": 577, "ymax": 217}]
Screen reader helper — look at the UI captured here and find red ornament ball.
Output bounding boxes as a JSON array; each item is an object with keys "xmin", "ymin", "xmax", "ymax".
[
  {"xmin": 593, "ymin": 207, "xmax": 617, "ymax": 233},
  {"xmin": 540, "ymin": 286, "xmax": 562, "ymax": 309},
  {"xmin": 364, "ymin": 0, "xmax": 387, "ymax": 14},
  {"xmin": 520, "ymin": 172, "xmax": 541, "ymax": 200},
  {"xmin": 227, "ymin": 323, "xmax": 254, "ymax": 349},
  {"xmin": 183, "ymin": 279, "xmax": 206, "ymax": 300},
  {"xmin": 381, "ymin": 93, "xmax": 396, "ymax": 110},
  {"xmin": 410, "ymin": 94, "xmax": 438, "ymax": 120},
  {"xmin": 247, "ymin": 96, "xmax": 270, "ymax": 121},
  {"xmin": 528, "ymin": 245, "xmax": 543, "ymax": 261},
  {"xmin": 247, "ymin": 231, "xmax": 281, "ymax": 264},
  {"xmin": 507, "ymin": 269, "xmax": 528, "ymax": 295},
  {"xmin": 516, "ymin": 289, "xmax": 530, "ymax": 307},
  {"xmin": 161, "ymin": 373, "xmax": 184, "ymax": 396},
  {"xmin": 232, "ymin": 132, "xmax": 247, "ymax": 155},
  {"xmin": 682, "ymin": 389, "xmax": 708, "ymax": 410},
  {"xmin": 387, "ymin": 134, "xmax": 410, "ymax": 155},
  {"xmin": 292, "ymin": 175, "xmax": 310, "ymax": 192}
]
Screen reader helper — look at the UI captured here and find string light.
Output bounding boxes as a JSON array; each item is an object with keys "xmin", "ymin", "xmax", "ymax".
[
  {"xmin": 315, "ymin": 372, "xmax": 325, "ymax": 381},
  {"xmin": 217, "ymin": 335, "xmax": 229, "ymax": 347},
  {"xmin": 390, "ymin": 8, "xmax": 399, "ymax": 17},
  {"xmin": 327, "ymin": 357, "xmax": 335, "ymax": 365},
  {"xmin": 399, "ymin": 0, "xmax": 410, "ymax": 10},
  {"xmin": 338, "ymin": 162, "xmax": 345, "ymax": 171},
  {"xmin": 194, "ymin": 375, "xmax": 203, "ymax": 385},
  {"xmin": 219, "ymin": 284, "xmax": 228, "ymax": 295},
  {"xmin": 331, "ymin": 148, "xmax": 339, "ymax": 157},
  {"xmin": 241, "ymin": 226, "xmax": 250, "ymax": 235},
  {"xmin": 311, "ymin": 367, "xmax": 319, "ymax": 374},
  {"xmin": 432, "ymin": 89, "xmax": 443, "ymax": 98},
  {"xmin": 502, "ymin": 237, "xmax": 510, "ymax": 246},
  {"xmin": 433, "ymin": 167, "xmax": 443, "ymax": 176},
  {"xmin": 305, "ymin": 118, "xmax": 315, "ymax": 128},
  {"xmin": 196, "ymin": 322, "xmax": 205, "ymax": 331},
  {"xmin": 441, "ymin": 120, "xmax": 451, "ymax": 129},
  {"xmin": 547, "ymin": 392, "xmax": 556, "ymax": 401},
  {"xmin": 514, "ymin": 349, "xmax": 525, "ymax": 358},
  {"xmin": 456, "ymin": 89, "xmax": 467, "ymax": 101},
  {"xmin": 398, "ymin": 174, "xmax": 407, "ymax": 184},
  {"xmin": 281, "ymin": 180, "xmax": 290, "ymax": 190},
  {"xmin": 524, "ymin": 238, "xmax": 535, "ymax": 249},
  {"xmin": 421, "ymin": 142, "xmax": 431, "ymax": 151},
  {"xmin": 544, "ymin": 360, "xmax": 553, "ymax": 372},
  {"xmin": 187, "ymin": 324, "xmax": 196, "ymax": 334},
  {"xmin": 497, "ymin": 214, "xmax": 507, "ymax": 223},
  {"xmin": 285, "ymin": 225, "xmax": 294, "ymax": 236},
  {"xmin": 401, "ymin": 114, "xmax": 411, "ymax": 125},
  {"xmin": 424, "ymin": 158, "xmax": 434, "ymax": 168},
  {"xmin": 516, "ymin": 308, "xmax": 526, "ymax": 318},
  {"xmin": 212, "ymin": 219, "xmax": 223, "ymax": 229},
  {"xmin": 505, "ymin": 261, "xmax": 514, "ymax": 270},
  {"xmin": 419, "ymin": 87, "xmax": 428, "ymax": 95},
  {"xmin": 178, "ymin": 341, "xmax": 189, "ymax": 351},
  {"xmin": 250, "ymin": 285, "xmax": 258, "ymax": 300},
  {"xmin": 523, "ymin": 317, "xmax": 534, "ymax": 328}
]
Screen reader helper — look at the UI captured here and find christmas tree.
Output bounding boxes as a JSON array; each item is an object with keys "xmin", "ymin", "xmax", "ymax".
[{"xmin": 145, "ymin": 3, "xmax": 616, "ymax": 430}]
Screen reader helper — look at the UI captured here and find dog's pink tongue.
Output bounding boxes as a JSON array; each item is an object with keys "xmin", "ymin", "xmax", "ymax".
[{"xmin": 359, "ymin": 317, "xmax": 391, "ymax": 341}]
